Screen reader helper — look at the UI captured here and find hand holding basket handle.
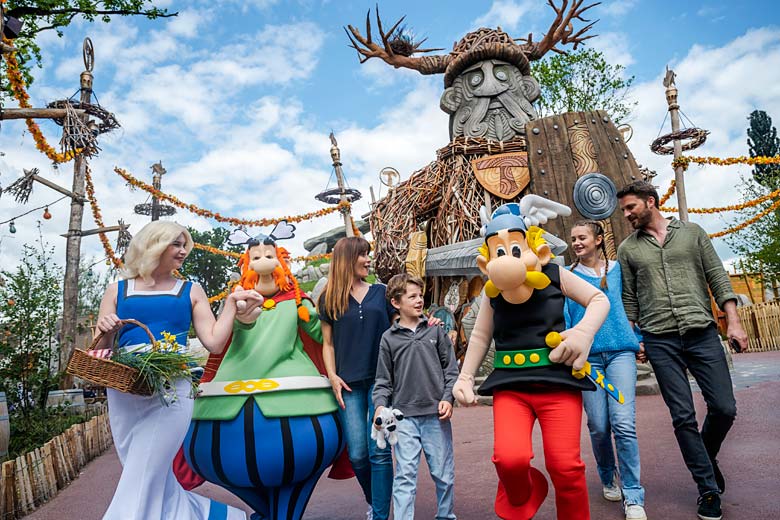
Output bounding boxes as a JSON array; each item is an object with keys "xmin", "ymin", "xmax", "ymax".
[{"xmin": 67, "ymin": 318, "xmax": 157, "ymax": 395}]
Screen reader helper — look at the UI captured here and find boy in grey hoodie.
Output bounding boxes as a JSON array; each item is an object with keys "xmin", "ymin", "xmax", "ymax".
[{"xmin": 373, "ymin": 273, "xmax": 459, "ymax": 520}]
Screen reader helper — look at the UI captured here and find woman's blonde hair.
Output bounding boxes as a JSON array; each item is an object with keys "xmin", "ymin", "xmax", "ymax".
[
  {"xmin": 121, "ymin": 221, "xmax": 193, "ymax": 284},
  {"xmin": 322, "ymin": 236, "xmax": 371, "ymax": 320}
]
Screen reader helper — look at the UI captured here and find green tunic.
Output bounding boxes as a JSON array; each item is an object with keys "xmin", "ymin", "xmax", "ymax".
[{"xmin": 192, "ymin": 298, "xmax": 338, "ymax": 420}]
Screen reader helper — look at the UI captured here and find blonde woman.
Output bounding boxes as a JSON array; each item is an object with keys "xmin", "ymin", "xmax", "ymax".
[{"xmin": 94, "ymin": 220, "xmax": 262, "ymax": 520}]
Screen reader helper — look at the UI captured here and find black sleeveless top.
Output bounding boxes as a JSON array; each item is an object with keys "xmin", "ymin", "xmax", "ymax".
[{"xmin": 478, "ymin": 263, "xmax": 595, "ymax": 395}]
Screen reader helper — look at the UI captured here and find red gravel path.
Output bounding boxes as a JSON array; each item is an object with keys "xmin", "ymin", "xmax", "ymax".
[{"xmin": 28, "ymin": 352, "xmax": 780, "ymax": 519}]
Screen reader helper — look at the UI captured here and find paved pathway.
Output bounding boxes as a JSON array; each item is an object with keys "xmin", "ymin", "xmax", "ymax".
[{"xmin": 28, "ymin": 351, "xmax": 780, "ymax": 519}]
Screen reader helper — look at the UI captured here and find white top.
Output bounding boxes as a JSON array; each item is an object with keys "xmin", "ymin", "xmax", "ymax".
[{"xmin": 571, "ymin": 260, "xmax": 618, "ymax": 278}]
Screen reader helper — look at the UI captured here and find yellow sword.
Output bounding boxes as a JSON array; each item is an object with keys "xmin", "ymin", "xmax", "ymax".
[{"xmin": 545, "ymin": 332, "xmax": 625, "ymax": 404}]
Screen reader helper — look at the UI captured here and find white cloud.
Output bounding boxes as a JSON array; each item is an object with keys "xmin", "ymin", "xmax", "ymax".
[
  {"xmin": 473, "ymin": 0, "xmax": 539, "ymax": 32},
  {"xmin": 590, "ymin": 31, "xmax": 635, "ymax": 69},
  {"xmin": 600, "ymin": 0, "xmax": 639, "ymax": 18}
]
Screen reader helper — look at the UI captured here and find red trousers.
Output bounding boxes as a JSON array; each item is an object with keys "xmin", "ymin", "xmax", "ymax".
[{"xmin": 492, "ymin": 389, "xmax": 590, "ymax": 520}]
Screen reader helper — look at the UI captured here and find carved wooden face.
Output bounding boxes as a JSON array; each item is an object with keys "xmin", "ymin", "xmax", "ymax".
[{"xmin": 440, "ymin": 59, "xmax": 541, "ymax": 141}]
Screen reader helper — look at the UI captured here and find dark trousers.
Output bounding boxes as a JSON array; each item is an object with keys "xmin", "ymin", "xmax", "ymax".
[{"xmin": 643, "ymin": 324, "xmax": 736, "ymax": 495}]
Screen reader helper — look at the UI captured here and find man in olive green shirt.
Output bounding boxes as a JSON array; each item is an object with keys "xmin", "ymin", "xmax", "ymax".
[{"xmin": 616, "ymin": 181, "xmax": 747, "ymax": 520}]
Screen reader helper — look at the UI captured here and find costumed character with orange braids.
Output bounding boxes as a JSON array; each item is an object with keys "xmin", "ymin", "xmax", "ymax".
[
  {"xmin": 452, "ymin": 197, "xmax": 611, "ymax": 520},
  {"xmin": 182, "ymin": 222, "xmax": 345, "ymax": 520}
]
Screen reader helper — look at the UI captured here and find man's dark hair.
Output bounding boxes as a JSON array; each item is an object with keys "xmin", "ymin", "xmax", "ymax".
[{"xmin": 616, "ymin": 181, "xmax": 660, "ymax": 208}]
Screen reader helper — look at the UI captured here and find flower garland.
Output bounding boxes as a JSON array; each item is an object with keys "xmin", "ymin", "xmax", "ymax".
[
  {"xmin": 709, "ymin": 197, "xmax": 780, "ymax": 239},
  {"xmin": 672, "ymin": 155, "xmax": 780, "ymax": 171},
  {"xmin": 658, "ymin": 180, "xmax": 676, "ymax": 206},
  {"xmin": 661, "ymin": 187, "xmax": 780, "ymax": 214},
  {"xmin": 85, "ymin": 167, "xmax": 124, "ymax": 269},
  {"xmin": 115, "ymin": 167, "xmax": 350, "ymax": 227},
  {"xmin": 193, "ymin": 241, "xmax": 331, "ymax": 264},
  {"xmin": 193, "ymin": 242, "xmax": 240, "ymax": 259},
  {"xmin": 2, "ymin": 37, "xmax": 78, "ymax": 164}
]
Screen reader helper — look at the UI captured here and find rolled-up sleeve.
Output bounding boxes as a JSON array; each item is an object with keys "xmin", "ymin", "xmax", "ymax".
[
  {"xmin": 697, "ymin": 225, "xmax": 737, "ymax": 309},
  {"xmin": 618, "ymin": 244, "xmax": 639, "ymax": 323}
]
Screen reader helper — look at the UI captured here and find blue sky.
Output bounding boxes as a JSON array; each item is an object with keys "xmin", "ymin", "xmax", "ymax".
[{"xmin": 1, "ymin": 0, "xmax": 779, "ymax": 276}]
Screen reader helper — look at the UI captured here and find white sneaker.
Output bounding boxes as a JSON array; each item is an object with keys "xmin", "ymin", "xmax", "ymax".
[
  {"xmin": 365, "ymin": 506, "xmax": 373, "ymax": 520},
  {"xmin": 625, "ymin": 503, "xmax": 647, "ymax": 520},
  {"xmin": 603, "ymin": 478, "xmax": 623, "ymax": 502}
]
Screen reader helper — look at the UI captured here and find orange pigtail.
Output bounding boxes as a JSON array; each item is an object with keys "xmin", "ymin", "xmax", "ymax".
[
  {"xmin": 236, "ymin": 247, "xmax": 259, "ymax": 290},
  {"xmin": 276, "ymin": 246, "xmax": 310, "ymax": 322}
]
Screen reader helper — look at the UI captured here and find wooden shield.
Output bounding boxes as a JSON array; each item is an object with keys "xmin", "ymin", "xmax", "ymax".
[{"xmin": 470, "ymin": 152, "xmax": 530, "ymax": 200}]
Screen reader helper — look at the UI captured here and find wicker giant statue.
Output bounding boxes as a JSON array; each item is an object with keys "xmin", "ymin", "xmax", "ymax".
[
  {"xmin": 346, "ymin": 1, "xmax": 596, "ymax": 142},
  {"xmin": 351, "ymin": 1, "xmax": 644, "ymax": 286}
]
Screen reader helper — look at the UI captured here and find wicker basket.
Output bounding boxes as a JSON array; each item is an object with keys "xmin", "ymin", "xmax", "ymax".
[{"xmin": 66, "ymin": 319, "xmax": 154, "ymax": 396}]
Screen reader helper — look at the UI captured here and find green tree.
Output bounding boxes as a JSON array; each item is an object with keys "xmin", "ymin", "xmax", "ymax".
[
  {"xmin": 0, "ymin": 241, "xmax": 63, "ymax": 416},
  {"xmin": 1, "ymin": 1, "xmax": 175, "ymax": 94},
  {"xmin": 727, "ymin": 111, "xmax": 780, "ymax": 297},
  {"xmin": 747, "ymin": 110, "xmax": 780, "ymax": 188},
  {"xmin": 177, "ymin": 227, "xmax": 243, "ymax": 313},
  {"xmin": 531, "ymin": 47, "xmax": 636, "ymax": 123}
]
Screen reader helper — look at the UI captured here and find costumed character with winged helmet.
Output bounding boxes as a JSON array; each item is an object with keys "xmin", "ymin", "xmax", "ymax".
[
  {"xmin": 181, "ymin": 221, "xmax": 345, "ymax": 520},
  {"xmin": 452, "ymin": 195, "xmax": 610, "ymax": 520}
]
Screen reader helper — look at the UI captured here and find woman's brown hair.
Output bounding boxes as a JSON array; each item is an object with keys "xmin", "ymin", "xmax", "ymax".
[
  {"xmin": 570, "ymin": 220, "xmax": 609, "ymax": 289},
  {"xmin": 322, "ymin": 236, "xmax": 372, "ymax": 320}
]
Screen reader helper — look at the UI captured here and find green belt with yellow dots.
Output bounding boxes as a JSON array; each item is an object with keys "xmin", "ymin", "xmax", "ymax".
[{"xmin": 494, "ymin": 348, "xmax": 553, "ymax": 369}]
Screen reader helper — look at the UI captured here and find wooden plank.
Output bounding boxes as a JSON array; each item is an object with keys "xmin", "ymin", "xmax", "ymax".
[
  {"xmin": 546, "ymin": 113, "xmax": 584, "ymax": 263},
  {"xmin": 41, "ymin": 443, "xmax": 58, "ymax": 498},
  {"xmin": 584, "ymin": 111, "xmax": 636, "ymax": 246},
  {"xmin": 0, "ymin": 460, "xmax": 14, "ymax": 520},
  {"xmin": 0, "ymin": 107, "xmax": 85, "ymax": 120},
  {"xmin": 14, "ymin": 455, "xmax": 33, "ymax": 514},
  {"xmin": 525, "ymin": 119, "xmax": 564, "ymax": 240}
]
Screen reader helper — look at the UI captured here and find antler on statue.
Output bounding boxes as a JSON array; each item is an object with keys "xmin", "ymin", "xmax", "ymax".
[
  {"xmin": 344, "ymin": 5, "xmax": 449, "ymax": 75},
  {"xmin": 516, "ymin": 0, "xmax": 600, "ymax": 60}
]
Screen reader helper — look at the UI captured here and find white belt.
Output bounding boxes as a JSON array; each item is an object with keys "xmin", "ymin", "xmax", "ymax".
[{"xmin": 198, "ymin": 376, "xmax": 332, "ymax": 397}]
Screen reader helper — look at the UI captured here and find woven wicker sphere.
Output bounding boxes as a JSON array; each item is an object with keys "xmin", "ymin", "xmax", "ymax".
[{"xmin": 444, "ymin": 28, "xmax": 530, "ymax": 87}]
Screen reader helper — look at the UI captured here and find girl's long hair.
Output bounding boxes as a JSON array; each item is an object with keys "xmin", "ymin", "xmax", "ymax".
[
  {"xmin": 569, "ymin": 220, "xmax": 609, "ymax": 289},
  {"xmin": 322, "ymin": 236, "xmax": 371, "ymax": 320},
  {"xmin": 121, "ymin": 221, "xmax": 192, "ymax": 284}
]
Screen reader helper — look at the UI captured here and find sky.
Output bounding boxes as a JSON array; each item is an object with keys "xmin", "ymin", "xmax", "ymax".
[{"xmin": 1, "ymin": 0, "xmax": 779, "ymax": 285}]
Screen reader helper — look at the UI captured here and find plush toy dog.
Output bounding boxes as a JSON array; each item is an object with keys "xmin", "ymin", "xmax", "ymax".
[{"xmin": 371, "ymin": 407, "xmax": 404, "ymax": 450}]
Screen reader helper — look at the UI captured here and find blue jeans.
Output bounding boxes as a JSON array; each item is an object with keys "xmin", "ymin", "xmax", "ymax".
[
  {"xmin": 340, "ymin": 380, "xmax": 393, "ymax": 520},
  {"xmin": 393, "ymin": 415, "xmax": 456, "ymax": 520},
  {"xmin": 582, "ymin": 350, "xmax": 645, "ymax": 506}
]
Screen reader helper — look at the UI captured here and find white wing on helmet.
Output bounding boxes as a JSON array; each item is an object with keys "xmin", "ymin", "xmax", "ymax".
[
  {"xmin": 519, "ymin": 194, "xmax": 572, "ymax": 228},
  {"xmin": 228, "ymin": 228, "xmax": 254, "ymax": 246},
  {"xmin": 479, "ymin": 206, "xmax": 491, "ymax": 237},
  {"xmin": 269, "ymin": 220, "xmax": 296, "ymax": 241}
]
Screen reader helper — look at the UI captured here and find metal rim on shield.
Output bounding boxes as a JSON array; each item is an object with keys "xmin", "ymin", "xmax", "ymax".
[{"xmin": 573, "ymin": 173, "xmax": 618, "ymax": 220}]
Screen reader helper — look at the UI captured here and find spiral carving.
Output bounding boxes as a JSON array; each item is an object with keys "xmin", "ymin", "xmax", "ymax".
[{"xmin": 573, "ymin": 173, "xmax": 618, "ymax": 220}]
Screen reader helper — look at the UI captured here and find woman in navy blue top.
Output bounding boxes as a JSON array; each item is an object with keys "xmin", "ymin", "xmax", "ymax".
[
  {"xmin": 320, "ymin": 237, "xmax": 396, "ymax": 520},
  {"xmin": 93, "ymin": 221, "xmax": 262, "ymax": 520}
]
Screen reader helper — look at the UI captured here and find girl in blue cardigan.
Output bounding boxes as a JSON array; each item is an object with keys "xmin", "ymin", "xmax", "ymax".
[{"xmin": 564, "ymin": 220, "xmax": 647, "ymax": 520}]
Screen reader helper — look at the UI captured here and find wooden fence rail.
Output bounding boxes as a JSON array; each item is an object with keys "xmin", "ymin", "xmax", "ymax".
[
  {"xmin": 737, "ymin": 300, "xmax": 780, "ymax": 352},
  {"xmin": 0, "ymin": 413, "xmax": 112, "ymax": 519}
]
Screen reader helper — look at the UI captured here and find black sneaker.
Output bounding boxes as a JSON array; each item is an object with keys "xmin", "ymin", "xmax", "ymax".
[
  {"xmin": 697, "ymin": 492, "xmax": 722, "ymax": 520},
  {"xmin": 711, "ymin": 457, "xmax": 725, "ymax": 494}
]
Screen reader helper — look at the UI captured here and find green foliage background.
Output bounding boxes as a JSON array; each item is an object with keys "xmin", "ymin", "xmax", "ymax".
[{"xmin": 531, "ymin": 48, "xmax": 636, "ymax": 124}]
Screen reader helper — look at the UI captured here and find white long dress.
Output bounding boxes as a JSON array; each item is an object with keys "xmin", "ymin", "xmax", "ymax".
[{"xmin": 104, "ymin": 379, "xmax": 247, "ymax": 520}]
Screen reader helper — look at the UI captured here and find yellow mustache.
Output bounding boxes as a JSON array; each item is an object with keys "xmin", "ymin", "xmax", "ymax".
[
  {"xmin": 525, "ymin": 270, "xmax": 551, "ymax": 290},
  {"xmin": 485, "ymin": 270, "xmax": 551, "ymax": 298}
]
